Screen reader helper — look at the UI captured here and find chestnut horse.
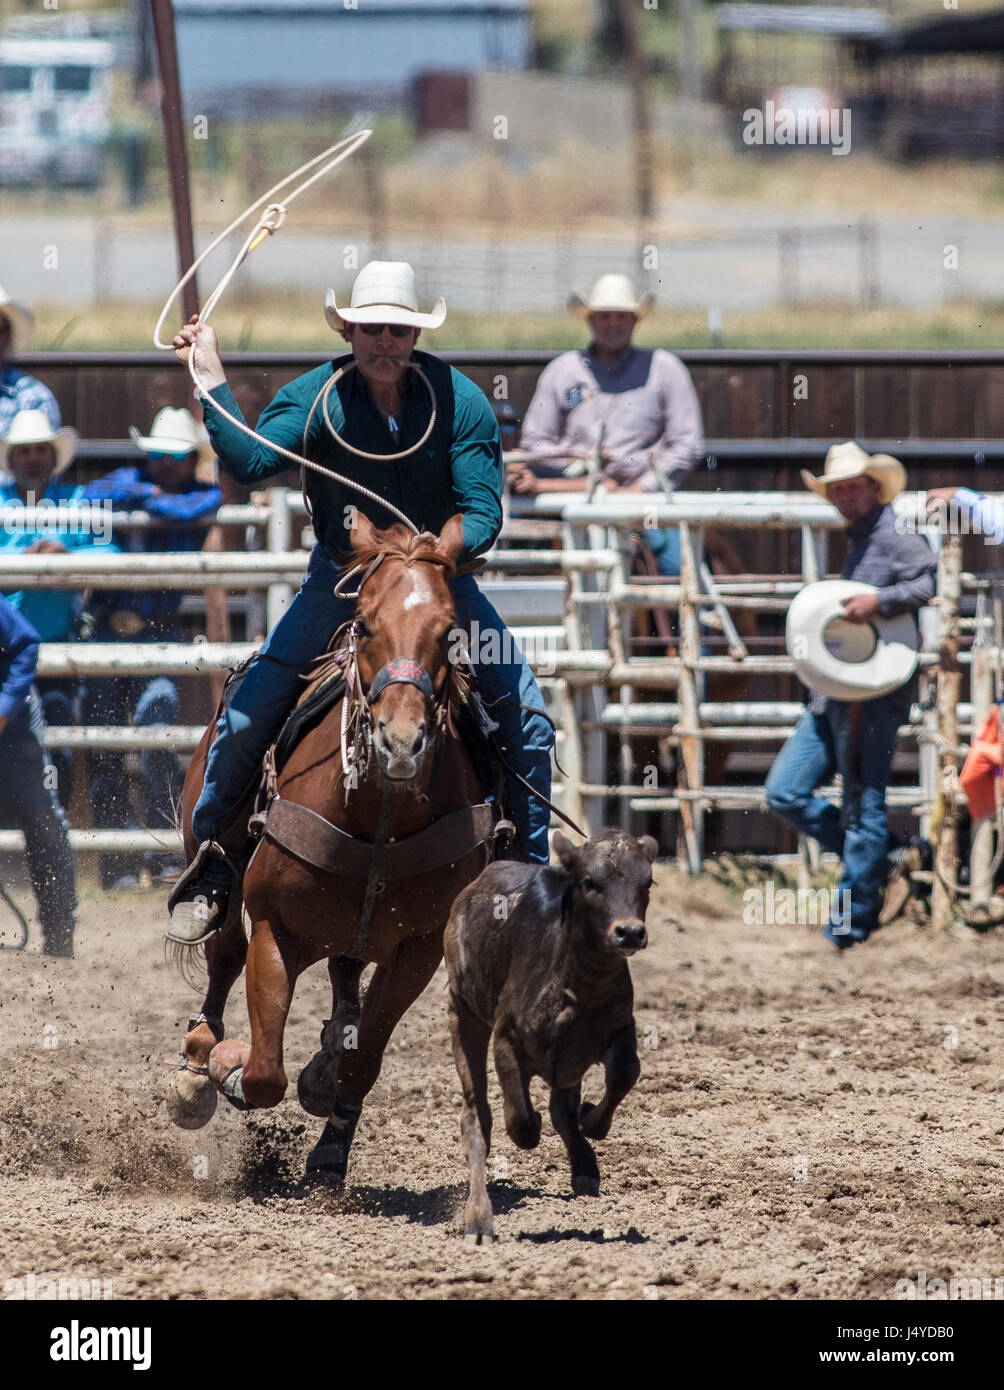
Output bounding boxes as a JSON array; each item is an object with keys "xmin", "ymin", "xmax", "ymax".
[{"xmin": 167, "ymin": 513, "xmax": 495, "ymax": 1186}]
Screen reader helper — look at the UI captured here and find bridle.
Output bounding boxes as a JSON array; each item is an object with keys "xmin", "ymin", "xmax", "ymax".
[{"xmin": 336, "ymin": 551, "xmax": 456, "ymax": 799}]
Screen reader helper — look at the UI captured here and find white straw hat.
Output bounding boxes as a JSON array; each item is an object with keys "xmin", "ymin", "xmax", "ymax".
[
  {"xmin": 568, "ymin": 273, "xmax": 654, "ymax": 320},
  {"xmin": 801, "ymin": 441, "xmax": 906, "ymax": 505},
  {"xmin": 0, "ymin": 285, "xmax": 34, "ymax": 357},
  {"xmin": 0, "ymin": 409, "xmax": 77, "ymax": 476},
  {"xmin": 324, "ymin": 260, "xmax": 447, "ymax": 332},
  {"xmin": 129, "ymin": 407, "xmax": 213, "ymax": 464},
  {"xmin": 786, "ymin": 579, "xmax": 919, "ymax": 701}
]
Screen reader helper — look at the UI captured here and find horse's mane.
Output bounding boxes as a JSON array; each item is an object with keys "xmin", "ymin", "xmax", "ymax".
[{"xmin": 351, "ymin": 524, "xmax": 455, "ymax": 574}]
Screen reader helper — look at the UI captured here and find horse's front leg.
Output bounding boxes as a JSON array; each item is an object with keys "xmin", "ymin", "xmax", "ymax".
[
  {"xmin": 167, "ymin": 912, "xmax": 248, "ymax": 1129},
  {"xmin": 209, "ymin": 919, "xmax": 299, "ymax": 1110},
  {"xmin": 306, "ymin": 930, "xmax": 443, "ymax": 1188},
  {"xmin": 297, "ymin": 955, "xmax": 365, "ymax": 1117}
]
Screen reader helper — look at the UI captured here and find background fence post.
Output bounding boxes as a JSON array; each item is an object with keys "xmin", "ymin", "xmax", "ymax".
[
  {"xmin": 266, "ymin": 487, "xmax": 294, "ymax": 628},
  {"xmin": 932, "ymin": 537, "xmax": 962, "ymax": 930}
]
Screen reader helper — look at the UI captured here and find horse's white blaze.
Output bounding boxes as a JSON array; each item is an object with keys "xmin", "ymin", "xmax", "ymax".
[{"xmin": 403, "ymin": 570, "xmax": 434, "ymax": 611}]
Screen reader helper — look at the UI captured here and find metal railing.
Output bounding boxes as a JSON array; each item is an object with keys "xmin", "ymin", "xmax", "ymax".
[{"xmin": 0, "ymin": 487, "xmax": 999, "ymax": 915}]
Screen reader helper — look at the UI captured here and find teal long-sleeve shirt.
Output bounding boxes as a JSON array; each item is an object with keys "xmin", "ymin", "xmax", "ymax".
[{"xmin": 202, "ymin": 350, "xmax": 503, "ymax": 565}]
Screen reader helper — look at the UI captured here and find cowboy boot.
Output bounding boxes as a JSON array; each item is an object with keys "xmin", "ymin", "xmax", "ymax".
[{"xmin": 166, "ymin": 841, "xmax": 234, "ymax": 945}]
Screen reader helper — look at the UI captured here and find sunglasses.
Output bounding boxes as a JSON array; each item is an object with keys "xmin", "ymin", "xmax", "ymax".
[
  {"xmin": 148, "ymin": 449, "xmax": 192, "ymax": 463},
  {"xmin": 355, "ymin": 323, "xmax": 414, "ymax": 339}
]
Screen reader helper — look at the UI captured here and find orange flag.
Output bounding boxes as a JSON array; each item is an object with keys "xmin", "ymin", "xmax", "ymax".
[{"xmin": 960, "ymin": 705, "xmax": 1004, "ymax": 822}]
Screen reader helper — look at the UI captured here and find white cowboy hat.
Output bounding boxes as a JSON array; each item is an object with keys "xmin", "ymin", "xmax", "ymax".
[
  {"xmin": 324, "ymin": 260, "xmax": 447, "ymax": 332},
  {"xmin": 0, "ymin": 284, "xmax": 33, "ymax": 357},
  {"xmin": 130, "ymin": 407, "xmax": 214, "ymax": 464},
  {"xmin": 801, "ymin": 441, "xmax": 906, "ymax": 505},
  {"xmin": 0, "ymin": 409, "xmax": 77, "ymax": 476},
  {"xmin": 786, "ymin": 579, "xmax": 919, "ymax": 702},
  {"xmin": 568, "ymin": 273, "xmax": 655, "ymax": 321}
]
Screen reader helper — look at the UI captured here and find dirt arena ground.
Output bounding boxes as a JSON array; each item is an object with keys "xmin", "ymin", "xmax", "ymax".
[{"xmin": 2, "ymin": 867, "xmax": 1003, "ymax": 1303}]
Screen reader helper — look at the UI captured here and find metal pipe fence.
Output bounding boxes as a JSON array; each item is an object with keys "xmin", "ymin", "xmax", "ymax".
[{"xmin": 1, "ymin": 487, "xmax": 999, "ymax": 901}]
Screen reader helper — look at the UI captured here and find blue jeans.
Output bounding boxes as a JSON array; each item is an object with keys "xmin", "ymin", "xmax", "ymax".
[
  {"xmin": 0, "ymin": 694, "xmax": 76, "ymax": 943},
  {"xmin": 36, "ymin": 677, "xmax": 76, "ymax": 812},
  {"xmin": 643, "ymin": 526, "xmax": 681, "ymax": 578},
  {"xmin": 193, "ymin": 546, "xmax": 554, "ymax": 862},
  {"xmin": 764, "ymin": 699, "xmax": 901, "ymax": 936}
]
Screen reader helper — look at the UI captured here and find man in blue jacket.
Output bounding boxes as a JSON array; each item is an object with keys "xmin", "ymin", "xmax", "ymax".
[
  {"xmin": 0, "ymin": 595, "xmax": 77, "ymax": 956},
  {"xmin": 80, "ymin": 409, "xmax": 222, "ymax": 887},
  {"xmin": 0, "ymin": 409, "xmax": 116, "ymax": 808},
  {"xmin": 166, "ymin": 261, "xmax": 554, "ymax": 943}
]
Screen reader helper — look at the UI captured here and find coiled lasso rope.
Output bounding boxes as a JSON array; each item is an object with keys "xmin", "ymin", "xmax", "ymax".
[{"xmin": 153, "ymin": 128, "xmax": 428, "ymax": 541}]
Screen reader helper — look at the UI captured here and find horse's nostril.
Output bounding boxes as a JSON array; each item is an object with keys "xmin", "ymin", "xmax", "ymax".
[{"xmin": 412, "ymin": 725, "xmax": 427, "ymax": 755}]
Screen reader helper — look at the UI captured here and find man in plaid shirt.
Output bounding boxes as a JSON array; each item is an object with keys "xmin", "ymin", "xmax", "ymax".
[{"xmin": 0, "ymin": 286, "xmax": 60, "ymax": 438}]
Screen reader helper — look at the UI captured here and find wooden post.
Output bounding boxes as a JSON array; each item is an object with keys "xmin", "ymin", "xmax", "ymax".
[
  {"xmin": 618, "ymin": 0, "xmax": 654, "ymax": 232},
  {"xmin": 932, "ymin": 537, "xmax": 962, "ymax": 929},
  {"xmin": 150, "ymin": 0, "xmax": 199, "ymax": 324}
]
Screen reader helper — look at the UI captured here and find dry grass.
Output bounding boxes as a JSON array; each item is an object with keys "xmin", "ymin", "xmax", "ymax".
[
  {"xmin": 22, "ymin": 129, "xmax": 1004, "ymax": 237},
  {"xmin": 32, "ymin": 294, "xmax": 1004, "ymax": 353}
]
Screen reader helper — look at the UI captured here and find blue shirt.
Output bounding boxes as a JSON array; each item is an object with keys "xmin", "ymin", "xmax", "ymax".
[
  {"xmin": 79, "ymin": 467, "xmax": 222, "ymax": 624},
  {"xmin": 955, "ymin": 487, "xmax": 1004, "ymax": 544},
  {"xmin": 0, "ymin": 366, "xmax": 60, "ymax": 438},
  {"xmin": 0, "ymin": 593, "xmax": 40, "ymax": 722},
  {"xmin": 0, "ymin": 479, "xmax": 118, "ymax": 641}
]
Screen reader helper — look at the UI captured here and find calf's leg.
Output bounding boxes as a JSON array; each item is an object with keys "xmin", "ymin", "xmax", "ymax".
[
  {"xmin": 448, "ymin": 992, "xmax": 495, "ymax": 1245},
  {"xmin": 493, "ymin": 1029, "xmax": 541, "ymax": 1150},
  {"xmin": 579, "ymin": 1022, "xmax": 641, "ymax": 1141},
  {"xmin": 549, "ymin": 1084, "xmax": 600, "ymax": 1197}
]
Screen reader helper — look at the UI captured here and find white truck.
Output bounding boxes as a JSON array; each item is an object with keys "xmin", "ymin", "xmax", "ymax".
[{"xmin": 0, "ymin": 36, "xmax": 114, "ymax": 188}]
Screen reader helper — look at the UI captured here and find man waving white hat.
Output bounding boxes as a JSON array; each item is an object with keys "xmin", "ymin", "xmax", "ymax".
[{"xmin": 764, "ymin": 439, "xmax": 936, "ymax": 951}]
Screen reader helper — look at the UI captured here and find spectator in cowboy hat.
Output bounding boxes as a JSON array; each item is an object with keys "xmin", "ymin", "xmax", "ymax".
[
  {"xmin": 765, "ymin": 441, "xmax": 936, "ymax": 950},
  {"xmin": 0, "ymin": 410, "xmax": 115, "ymax": 809},
  {"xmin": 79, "ymin": 408, "xmax": 222, "ymax": 889},
  {"xmin": 0, "ymin": 593, "xmax": 76, "ymax": 956},
  {"xmin": 510, "ymin": 271, "xmax": 704, "ymax": 576},
  {"xmin": 0, "ymin": 286, "xmax": 60, "ymax": 438}
]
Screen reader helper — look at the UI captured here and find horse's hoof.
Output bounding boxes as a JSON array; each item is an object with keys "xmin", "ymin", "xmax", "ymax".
[
  {"xmin": 463, "ymin": 1228, "xmax": 495, "ymax": 1248},
  {"xmin": 208, "ymin": 1041, "xmax": 252, "ymax": 1112},
  {"xmin": 304, "ymin": 1147, "xmax": 347, "ymax": 1193},
  {"xmin": 166, "ymin": 1069, "xmax": 218, "ymax": 1130},
  {"xmin": 209, "ymin": 1039, "xmax": 250, "ymax": 1089},
  {"xmin": 572, "ymin": 1175, "xmax": 601, "ymax": 1197},
  {"xmin": 297, "ymin": 1052, "xmax": 340, "ymax": 1118}
]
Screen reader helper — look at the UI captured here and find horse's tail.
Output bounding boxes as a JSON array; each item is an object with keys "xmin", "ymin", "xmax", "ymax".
[{"xmin": 164, "ymin": 936, "xmax": 208, "ymax": 990}]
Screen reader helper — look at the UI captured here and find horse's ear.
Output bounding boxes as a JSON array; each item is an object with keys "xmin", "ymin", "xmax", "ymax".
[
  {"xmin": 438, "ymin": 513, "xmax": 466, "ymax": 567},
  {"xmin": 349, "ymin": 508, "xmax": 380, "ymax": 555}
]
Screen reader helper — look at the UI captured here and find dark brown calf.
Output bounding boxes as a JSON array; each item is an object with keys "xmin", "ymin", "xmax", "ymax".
[{"xmin": 444, "ymin": 828, "xmax": 657, "ymax": 1244}]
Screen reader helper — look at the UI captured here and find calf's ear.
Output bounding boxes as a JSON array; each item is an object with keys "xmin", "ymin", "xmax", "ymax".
[
  {"xmin": 552, "ymin": 831, "xmax": 579, "ymax": 869},
  {"xmin": 640, "ymin": 835, "xmax": 658, "ymax": 864}
]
